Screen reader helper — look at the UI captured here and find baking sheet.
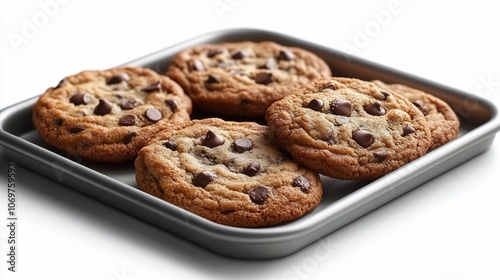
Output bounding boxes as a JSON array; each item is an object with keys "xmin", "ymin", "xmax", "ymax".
[{"xmin": 1, "ymin": 28, "xmax": 499, "ymax": 259}]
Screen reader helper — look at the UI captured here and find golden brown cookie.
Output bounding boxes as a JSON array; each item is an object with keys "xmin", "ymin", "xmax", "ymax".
[
  {"xmin": 33, "ymin": 66, "xmax": 192, "ymax": 162},
  {"xmin": 265, "ymin": 77, "xmax": 432, "ymax": 180},
  {"xmin": 372, "ymin": 80, "xmax": 460, "ymax": 151},
  {"xmin": 166, "ymin": 41, "xmax": 331, "ymax": 118},
  {"xmin": 134, "ymin": 118, "xmax": 323, "ymax": 227}
]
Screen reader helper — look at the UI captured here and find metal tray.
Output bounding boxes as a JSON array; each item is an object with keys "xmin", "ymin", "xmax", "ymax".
[{"xmin": 1, "ymin": 28, "xmax": 499, "ymax": 259}]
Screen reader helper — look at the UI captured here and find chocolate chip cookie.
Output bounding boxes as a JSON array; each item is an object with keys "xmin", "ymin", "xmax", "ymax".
[
  {"xmin": 372, "ymin": 80, "xmax": 460, "ymax": 151},
  {"xmin": 33, "ymin": 66, "xmax": 192, "ymax": 162},
  {"xmin": 134, "ymin": 118, "xmax": 323, "ymax": 227},
  {"xmin": 265, "ymin": 77, "xmax": 432, "ymax": 180},
  {"xmin": 166, "ymin": 41, "xmax": 332, "ymax": 118}
]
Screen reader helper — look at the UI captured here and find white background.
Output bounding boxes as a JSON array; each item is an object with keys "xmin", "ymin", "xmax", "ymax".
[{"xmin": 1, "ymin": 1, "xmax": 500, "ymax": 279}]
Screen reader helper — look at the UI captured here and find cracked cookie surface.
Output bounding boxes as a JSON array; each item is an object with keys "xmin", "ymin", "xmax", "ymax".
[
  {"xmin": 33, "ymin": 66, "xmax": 192, "ymax": 162},
  {"xmin": 166, "ymin": 41, "xmax": 331, "ymax": 118},
  {"xmin": 265, "ymin": 77, "xmax": 432, "ymax": 180},
  {"xmin": 134, "ymin": 118, "xmax": 322, "ymax": 227}
]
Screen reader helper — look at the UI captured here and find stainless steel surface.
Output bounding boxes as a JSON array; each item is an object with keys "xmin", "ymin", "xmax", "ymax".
[{"xmin": 1, "ymin": 28, "xmax": 499, "ymax": 259}]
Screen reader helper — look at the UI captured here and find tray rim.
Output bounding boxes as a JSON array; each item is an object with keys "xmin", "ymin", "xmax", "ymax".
[{"xmin": 1, "ymin": 28, "xmax": 500, "ymax": 259}]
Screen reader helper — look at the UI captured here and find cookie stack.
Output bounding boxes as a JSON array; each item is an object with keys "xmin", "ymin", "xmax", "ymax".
[{"xmin": 32, "ymin": 41, "xmax": 459, "ymax": 227}]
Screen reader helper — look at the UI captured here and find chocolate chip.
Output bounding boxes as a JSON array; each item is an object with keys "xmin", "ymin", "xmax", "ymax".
[
  {"xmin": 412, "ymin": 101, "xmax": 427, "ymax": 115},
  {"xmin": 162, "ymin": 140, "xmax": 177, "ymax": 151},
  {"xmin": 330, "ymin": 99, "xmax": 351, "ymax": 117},
  {"xmin": 193, "ymin": 170, "xmax": 217, "ymax": 188},
  {"xmin": 364, "ymin": 101, "xmax": 386, "ymax": 116},
  {"xmin": 119, "ymin": 114, "xmax": 137, "ymax": 126},
  {"xmin": 353, "ymin": 129, "xmax": 375, "ymax": 148},
  {"xmin": 123, "ymin": 132, "xmax": 137, "ymax": 144},
  {"xmin": 243, "ymin": 162, "xmax": 261, "ymax": 176},
  {"xmin": 69, "ymin": 126, "xmax": 85, "ymax": 133},
  {"xmin": 306, "ymin": 99, "xmax": 324, "ymax": 112},
  {"xmin": 249, "ymin": 186, "xmax": 270, "ymax": 204},
  {"xmin": 231, "ymin": 49, "xmax": 249, "ymax": 59},
  {"xmin": 402, "ymin": 124, "xmax": 416, "ymax": 136},
  {"xmin": 412, "ymin": 101, "xmax": 424, "ymax": 111},
  {"xmin": 94, "ymin": 99, "xmax": 113, "ymax": 116},
  {"xmin": 207, "ymin": 48, "xmax": 223, "ymax": 57},
  {"xmin": 165, "ymin": 99, "xmax": 179, "ymax": 112},
  {"xmin": 232, "ymin": 138, "xmax": 253, "ymax": 153},
  {"xmin": 205, "ymin": 75, "xmax": 220, "ymax": 84},
  {"xmin": 380, "ymin": 91, "xmax": 390, "ymax": 100},
  {"xmin": 142, "ymin": 81, "xmax": 162, "ymax": 93},
  {"xmin": 54, "ymin": 79, "xmax": 65, "ymax": 89},
  {"xmin": 373, "ymin": 150, "xmax": 387, "ymax": 162},
  {"xmin": 191, "ymin": 59, "xmax": 205, "ymax": 71},
  {"xmin": 275, "ymin": 155, "xmax": 286, "ymax": 164},
  {"xmin": 202, "ymin": 130, "xmax": 225, "ymax": 148},
  {"xmin": 107, "ymin": 73, "xmax": 130, "ymax": 85},
  {"xmin": 260, "ymin": 58, "xmax": 277, "ymax": 70},
  {"xmin": 120, "ymin": 99, "xmax": 140, "ymax": 110},
  {"xmin": 323, "ymin": 84, "xmax": 335, "ymax": 90},
  {"xmin": 255, "ymin": 72, "xmax": 273, "ymax": 85},
  {"xmin": 70, "ymin": 93, "xmax": 91, "ymax": 106},
  {"xmin": 293, "ymin": 175, "xmax": 311, "ymax": 193},
  {"xmin": 277, "ymin": 49, "xmax": 295, "ymax": 61},
  {"xmin": 144, "ymin": 108, "xmax": 162, "ymax": 122}
]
